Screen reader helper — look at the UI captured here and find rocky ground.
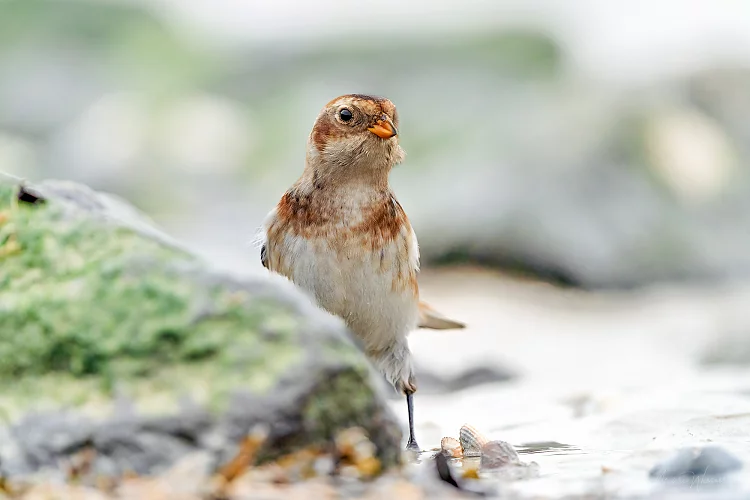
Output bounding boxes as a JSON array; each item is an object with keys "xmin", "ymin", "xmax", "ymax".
[
  {"xmin": 3, "ymin": 173, "xmax": 750, "ymax": 499},
  {"xmin": 0, "ymin": 173, "xmax": 406, "ymax": 495},
  {"xmin": 398, "ymin": 267, "xmax": 750, "ymax": 498}
]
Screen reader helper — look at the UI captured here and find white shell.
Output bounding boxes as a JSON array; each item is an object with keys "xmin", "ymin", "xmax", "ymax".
[
  {"xmin": 479, "ymin": 440, "xmax": 520, "ymax": 470},
  {"xmin": 459, "ymin": 424, "xmax": 488, "ymax": 457}
]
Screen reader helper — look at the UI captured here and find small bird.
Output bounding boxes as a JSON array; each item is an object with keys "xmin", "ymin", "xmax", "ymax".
[{"xmin": 259, "ymin": 94, "xmax": 464, "ymax": 451}]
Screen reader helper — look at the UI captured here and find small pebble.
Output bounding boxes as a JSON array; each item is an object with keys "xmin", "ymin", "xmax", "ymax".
[
  {"xmin": 649, "ymin": 446, "xmax": 743, "ymax": 479},
  {"xmin": 433, "ymin": 453, "xmax": 491, "ymax": 496},
  {"xmin": 335, "ymin": 427, "xmax": 382, "ymax": 479},
  {"xmin": 434, "ymin": 453, "xmax": 459, "ymax": 489}
]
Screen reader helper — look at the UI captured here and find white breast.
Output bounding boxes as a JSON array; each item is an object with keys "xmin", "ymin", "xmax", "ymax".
[{"xmin": 261, "ymin": 204, "xmax": 420, "ymax": 355}]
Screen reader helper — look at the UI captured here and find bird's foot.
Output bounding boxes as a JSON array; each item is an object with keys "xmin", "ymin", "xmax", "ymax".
[{"xmin": 406, "ymin": 436, "xmax": 420, "ymax": 452}]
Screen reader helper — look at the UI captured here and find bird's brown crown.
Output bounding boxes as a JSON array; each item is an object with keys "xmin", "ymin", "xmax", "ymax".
[{"xmin": 302, "ymin": 94, "xmax": 405, "ymax": 188}]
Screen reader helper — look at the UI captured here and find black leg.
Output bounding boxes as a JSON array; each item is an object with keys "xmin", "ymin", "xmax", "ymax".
[{"xmin": 405, "ymin": 392, "xmax": 420, "ymax": 451}]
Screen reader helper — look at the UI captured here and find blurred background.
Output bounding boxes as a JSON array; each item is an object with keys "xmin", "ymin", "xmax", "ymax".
[
  {"xmin": 4, "ymin": 0, "xmax": 750, "ymax": 493},
  {"xmin": 5, "ymin": 0, "xmax": 750, "ymax": 288}
]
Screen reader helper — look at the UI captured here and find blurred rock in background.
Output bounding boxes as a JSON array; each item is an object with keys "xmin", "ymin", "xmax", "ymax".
[{"xmin": 3, "ymin": 0, "xmax": 750, "ymax": 288}]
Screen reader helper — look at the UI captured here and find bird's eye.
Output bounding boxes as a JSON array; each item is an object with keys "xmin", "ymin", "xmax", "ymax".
[{"xmin": 339, "ymin": 108, "xmax": 353, "ymax": 122}]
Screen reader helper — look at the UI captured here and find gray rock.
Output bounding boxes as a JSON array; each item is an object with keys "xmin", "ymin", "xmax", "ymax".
[
  {"xmin": 700, "ymin": 328, "xmax": 750, "ymax": 366},
  {"xmin": 649, "ymin": 446, "xmax": 743, "ymax": 479},
  {"xmin": 0, "ymin": 172, "xmax": 403, "ymax": 480}
]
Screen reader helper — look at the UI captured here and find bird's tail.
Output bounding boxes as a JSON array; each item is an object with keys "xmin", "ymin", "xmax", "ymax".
[{"xmin": 418, "ymin": 301, "xmax": 466, "ymax": 330}]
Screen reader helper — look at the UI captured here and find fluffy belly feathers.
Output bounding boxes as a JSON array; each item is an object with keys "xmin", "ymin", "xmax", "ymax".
[{"xmin": 262, "ymin": 189, "xmax": 420, "ymax": 354}]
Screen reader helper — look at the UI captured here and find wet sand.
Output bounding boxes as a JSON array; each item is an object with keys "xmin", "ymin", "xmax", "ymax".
[{"xmin": 400, "ymin": 266, "xmax": 750, "ymax": 497}]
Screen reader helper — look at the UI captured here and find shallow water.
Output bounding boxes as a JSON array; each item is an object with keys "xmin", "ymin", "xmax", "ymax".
[{"xmin": 396, "ymin": 267, "xmax": 750, "ymax": 498}]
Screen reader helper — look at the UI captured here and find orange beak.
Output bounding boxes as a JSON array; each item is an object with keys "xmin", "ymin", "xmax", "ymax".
[{"xmin": 368, "ymin": 118, "xmax": 397, "ymax": 139}]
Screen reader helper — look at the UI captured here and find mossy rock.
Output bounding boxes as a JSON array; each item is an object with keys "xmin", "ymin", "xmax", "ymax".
[{"xmin": 0, "ymin": 172, "xmax": 401, "ymax": 478}]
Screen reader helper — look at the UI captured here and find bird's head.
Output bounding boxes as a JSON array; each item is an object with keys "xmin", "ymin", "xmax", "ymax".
[{"xmin": 304, "ymin": 94, "xmax": 406, "ymax": 187}]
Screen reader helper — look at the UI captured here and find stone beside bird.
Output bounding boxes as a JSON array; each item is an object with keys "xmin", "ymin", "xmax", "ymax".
[{"xmin": 258, "ymin": 94, "xmax": 464, "ymax": 451}]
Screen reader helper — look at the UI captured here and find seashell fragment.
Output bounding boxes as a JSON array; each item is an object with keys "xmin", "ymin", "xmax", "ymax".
[
  {"xmin": 459, "ymin": 424, "xmax": 489, "ymax": 457},
  {"xmin": 479, "ymin": 440, "xmax": 521, "ymax": 470},
  {"xmin": 478, "ymin": 440, "xmax": 541, "ymax": 479},
  {"xmin": 440, "ymin": 437, "xmax": 463, "ymax": 458}
]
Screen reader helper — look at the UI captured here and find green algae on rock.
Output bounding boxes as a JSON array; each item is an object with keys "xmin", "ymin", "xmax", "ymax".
[{"xmin": 0, "ymin": 172, "xmax": 402, "ymax": 477}]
